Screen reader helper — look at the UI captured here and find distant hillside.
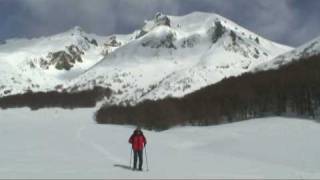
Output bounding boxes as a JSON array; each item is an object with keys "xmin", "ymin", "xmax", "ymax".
[{"xmin": 96, "ymin": 54, "xmax": 320, "ymax": 130}]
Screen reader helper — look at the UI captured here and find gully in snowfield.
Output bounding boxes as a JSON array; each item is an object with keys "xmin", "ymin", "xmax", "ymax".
[{"xmin": 129, "ymin": 128, "xmax": 147, "ymax": 171}]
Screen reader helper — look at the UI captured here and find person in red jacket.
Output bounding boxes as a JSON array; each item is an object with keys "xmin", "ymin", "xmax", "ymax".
[{"xmin": 129, "ymin": 128, "xmax": 147, "ymax": 171}]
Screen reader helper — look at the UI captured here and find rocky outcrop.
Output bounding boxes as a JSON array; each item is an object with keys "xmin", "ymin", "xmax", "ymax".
[
  {"xmin": 207, "ymin": 20, "xmax": 226, "ymax": 44},
  {"xmin": 154, "ymin": 12, "xmax": 171, "ymax": 27},
  {"xmin": 136, "ymin": 12, "xmax": 171, "ymax": 39},
  {"xmin": 181, "ymin": 34, "xmax": 201, "ymax": 48},
  {"xmin": 40, "ymin": 44, "xmax": 84, "ymax": 71},
  {"xmin": 84, "ymin": 36, "xmax": 98, "ymax": 46},
  {"xmin": 102, "ymin": 36, "xmax": 122, "ymax": 55},
  {"xmin": 142, "ymin": 31, "xmax": 177, "ymax": 49}
]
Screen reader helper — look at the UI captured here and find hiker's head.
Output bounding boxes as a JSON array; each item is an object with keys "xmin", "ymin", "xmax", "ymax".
[{"xmin": 134, "ymin": 127, "xmax": 142, "ymax": 134}]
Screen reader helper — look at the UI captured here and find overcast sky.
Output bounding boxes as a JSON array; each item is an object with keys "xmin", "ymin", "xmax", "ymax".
[{"xmin": 1, "ymin": 0, "xmax": 319, "ymax": 47}]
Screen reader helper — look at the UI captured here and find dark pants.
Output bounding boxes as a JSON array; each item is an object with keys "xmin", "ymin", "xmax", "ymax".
[{"xmin": 133, "ymin": 150, "xmax": 143, "ymax": 170}]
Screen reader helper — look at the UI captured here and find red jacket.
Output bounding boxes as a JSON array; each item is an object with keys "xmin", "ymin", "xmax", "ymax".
[{"xmin": 129, "ymin": 130, "xmax": 146, "ymax": 151}]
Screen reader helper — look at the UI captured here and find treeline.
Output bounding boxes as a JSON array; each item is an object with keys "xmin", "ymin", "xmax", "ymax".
[
  {"xmin": 96, "ymin": 54, "xmax": 320, "ymax": 130},
  {"xmin": 0, "ymin": 86, "xmax": 111, "ymax": 110}
]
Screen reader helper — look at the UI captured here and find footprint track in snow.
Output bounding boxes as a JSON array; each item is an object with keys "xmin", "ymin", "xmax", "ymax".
[{"xmin": 77, "ymin": 126, "xmax": 124, "ymax": 163}]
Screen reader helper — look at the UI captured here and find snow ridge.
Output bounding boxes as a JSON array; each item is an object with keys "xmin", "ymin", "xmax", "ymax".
[{"xmin": 255, "ymin": 36, "xmax": 320, "ymax": 71}]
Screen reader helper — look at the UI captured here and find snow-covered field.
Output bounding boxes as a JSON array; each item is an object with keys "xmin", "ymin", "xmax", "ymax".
[{"xmin": 0, "ymin": 108, "xmax": 320, "ymax": 179}]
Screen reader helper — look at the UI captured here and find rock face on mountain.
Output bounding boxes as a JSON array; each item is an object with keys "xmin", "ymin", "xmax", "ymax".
[
  {"xmin": 102, "ymin": 36, "xmax": 122, "ymax": 55},
  {"xmin": 39, "ymin": 45, "xmax": 83, "ymax": 71},
  {"xmin": 136, "ymin": 12, "xmax": 171, "ymax": 39}
]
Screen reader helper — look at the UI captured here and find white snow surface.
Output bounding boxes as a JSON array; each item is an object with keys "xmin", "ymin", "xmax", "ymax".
[{"xmin": 0, "ymin": 107, "xmax": 320, "ymax": 178}]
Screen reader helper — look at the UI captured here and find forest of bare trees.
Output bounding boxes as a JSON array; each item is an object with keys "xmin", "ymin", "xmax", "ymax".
[
  {"xmin": 96, "ymin": 54, "xmax": 320, "ymax": 130},
  {"xmin": 0, "ymin": 86, "xmax": 111, "ymax": 110}
]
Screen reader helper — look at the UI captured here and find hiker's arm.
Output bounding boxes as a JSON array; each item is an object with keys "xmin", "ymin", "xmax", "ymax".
[
  {"xmin": 128, "ymin": 135, "xmax": 133, "ymax": 144},
  {"xmin": 143, "ymin": 135, "xmax": 147, "ymax": 145}
]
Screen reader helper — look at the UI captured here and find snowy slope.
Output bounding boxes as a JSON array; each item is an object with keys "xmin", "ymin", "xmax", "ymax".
[
  {"xmin": 255, "ymin": 36, "xmax": 320, "ymax": 71},
  {"xmin": 0, "ymin": 107, "xmax": 320, "ymax": 178},
  {"xmin": 0, "ymin": 27, "xmax": 132, "ymax": 97},
  {"xmin": 67, "ymin": 12, "xmax": 291, "ymax": 104}
]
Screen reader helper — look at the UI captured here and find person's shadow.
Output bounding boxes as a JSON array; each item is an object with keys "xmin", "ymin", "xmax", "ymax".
[{"xmin": 113, "ymin": 164, "xmax": 132, "ymax": 170}]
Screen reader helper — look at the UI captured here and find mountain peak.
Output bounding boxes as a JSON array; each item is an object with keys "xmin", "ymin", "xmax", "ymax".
[
  {"xmin": 154, "ymin": 12, "xmax": 165, "ymax": 18},
  {"xmin": 67, "ymin": 26, "xmax": 85, "ymax": 36}
]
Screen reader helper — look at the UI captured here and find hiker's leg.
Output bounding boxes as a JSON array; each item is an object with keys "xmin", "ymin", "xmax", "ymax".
[
  {"xmin": 133, "ymin": 151, "xmax": 138, "ymax": 169},
  {"xmin": 138, "ymin": 150, "xmax": 143, "ymax": 170}
]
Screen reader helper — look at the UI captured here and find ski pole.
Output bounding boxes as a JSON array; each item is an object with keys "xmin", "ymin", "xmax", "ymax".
[
  {"xmin": 144, "ymin": 145, "xmax": 149, "ymax": 171},
  {"xmin": 129, "ymin": 148, "xmax": 133, "ymax": 168}
]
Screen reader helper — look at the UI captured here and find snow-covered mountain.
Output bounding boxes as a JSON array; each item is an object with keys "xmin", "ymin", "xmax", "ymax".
[
  {"xmin": 0, "ymin": 12, "xmax": 292, "ymax": 104},
  {"xmin": 66, "ymin": 12, "xmax": 291, "ymax": 105},
  {"xmin": 0, "ymin": 26, "xmax": 132, "ymax": 96},
  {"xmin": 255, "ymin": 36, "xmax": 320, "ymax": 71}
]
